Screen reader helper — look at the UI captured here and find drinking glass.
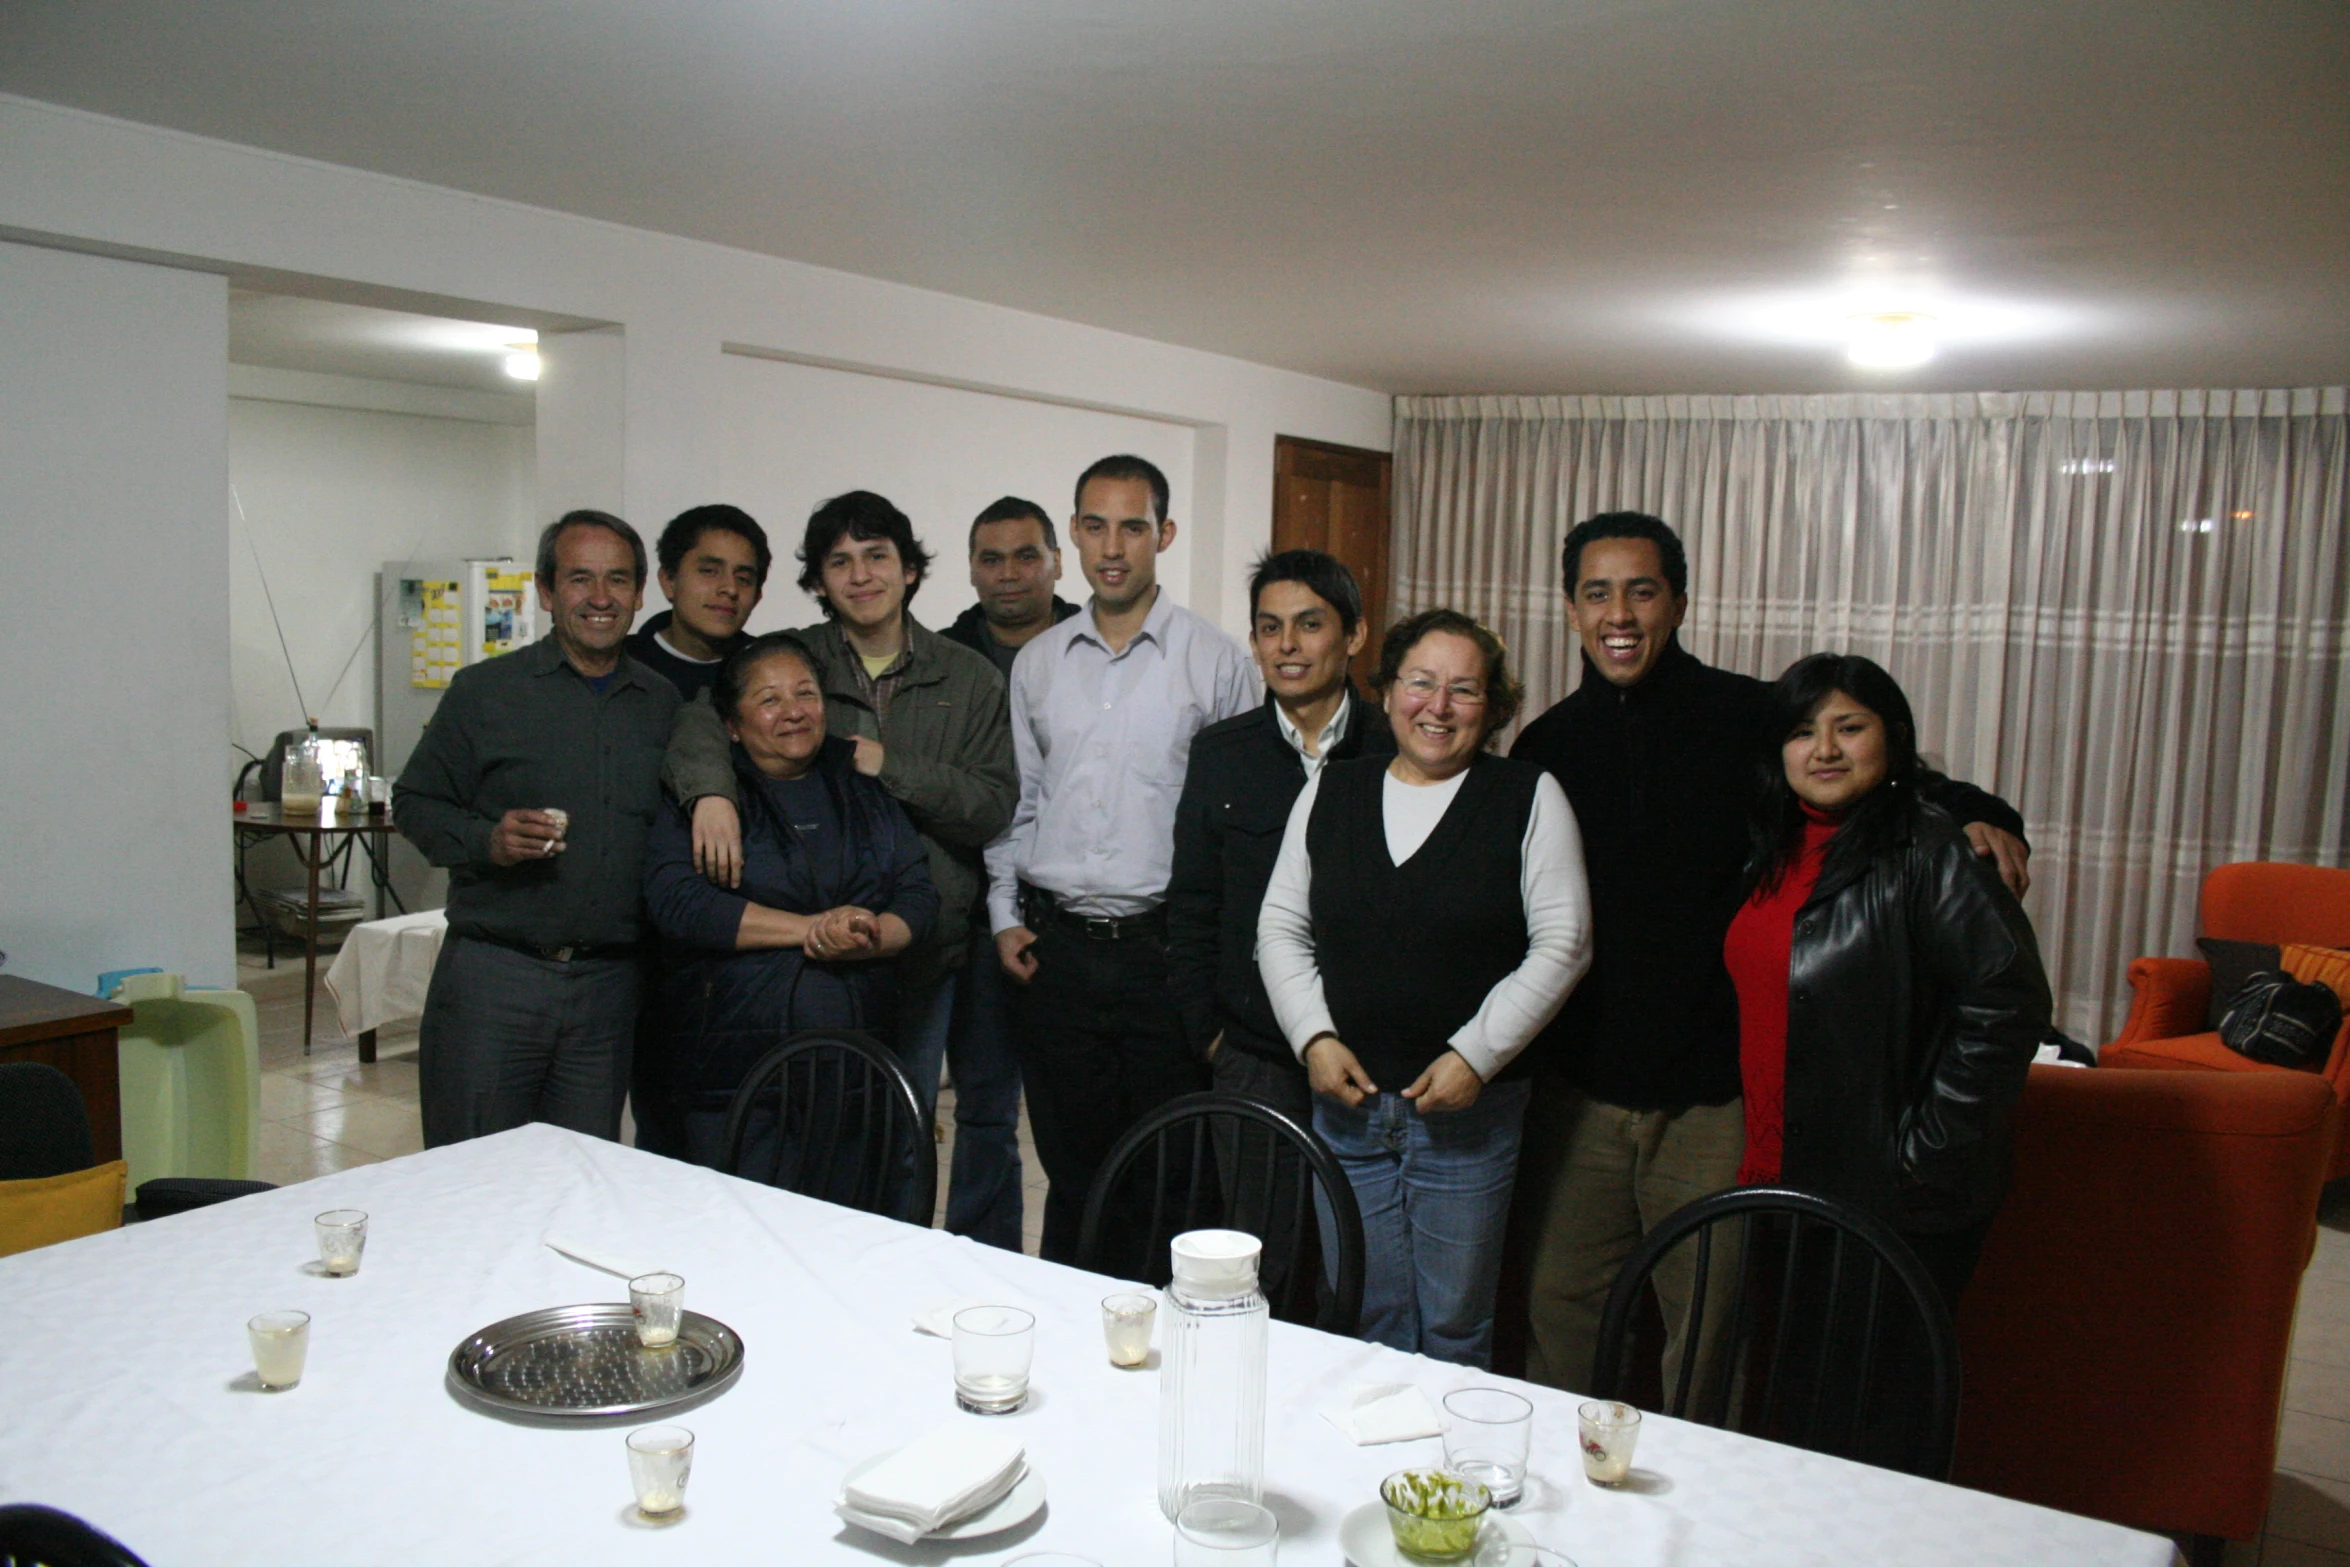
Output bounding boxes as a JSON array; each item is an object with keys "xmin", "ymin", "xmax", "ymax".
[
  {"xmin": 1173, "ymin": 1497, "xmax": 1278, "ymax": 1565},
  {"xmin": 630, "ymin": 1273, "xmax": 684, "ymax": 1348},
  {"xmin": 1442, "ymin": 1387, "xmax": 1533, "ymax": 1506},
  {"xmin": 952, "ymin": 1305, "xmax": 1036, "ymax": 1414},
  {"xmin": 247, "ymin": 1310, "xmax": 310, "ymax": 1391},
  {"xmin": 626, "ymin": 1426, "xmax": 694, "ymax": 1517},
  {"xmin": 315, "ymin": 1209, "xmax": 368, "ymax": 1277},
  {"xmin": 1576, "ymin": 1400, "xmax": 1641, "ymax": 1487},
  {"xmin": 1102, "ymin": 1291, "xmax": 1156, "ymax": 1368}
]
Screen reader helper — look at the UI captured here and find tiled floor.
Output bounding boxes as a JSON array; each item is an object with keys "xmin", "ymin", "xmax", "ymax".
[{"xmin": 238, "ymin": 946, "xmax": 2350, "ymax": 1559}]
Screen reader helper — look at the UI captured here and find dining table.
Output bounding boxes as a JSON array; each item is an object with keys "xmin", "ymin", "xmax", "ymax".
[{"xmin": 0, "ymin": 1123, "xmax": 2180, "ymax": 1566}]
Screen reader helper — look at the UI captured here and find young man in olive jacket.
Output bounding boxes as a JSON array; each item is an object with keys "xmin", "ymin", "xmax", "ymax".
[
  {"xmin": 1506, "ymin": 511, "xmax": 2031, "ymax": 1400},
  {"xmin": 662, "ymin": 492, "xmax": 1018, "ymax": 1236}
]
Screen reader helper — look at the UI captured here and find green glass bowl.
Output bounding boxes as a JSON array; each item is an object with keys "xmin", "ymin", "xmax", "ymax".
[{"xmin": 1380, "ymin": 1468, "xmax": 1491, "ymax": 1562}]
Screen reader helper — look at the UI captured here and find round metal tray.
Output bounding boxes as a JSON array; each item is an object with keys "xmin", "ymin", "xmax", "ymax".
[{"xmin": 447, "ymin": 1303, "xmax": 745, "ymax": 1424}]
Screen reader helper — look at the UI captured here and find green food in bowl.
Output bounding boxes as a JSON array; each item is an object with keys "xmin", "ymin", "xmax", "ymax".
[{"xmin": 1381, "ymin": 1468, "xmax": 1491, "ymax": 1562}]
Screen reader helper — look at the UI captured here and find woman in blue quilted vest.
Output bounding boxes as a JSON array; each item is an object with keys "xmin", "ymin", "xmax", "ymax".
[{"xmin": 639, "ymin": 632, "xmax": 937, "ymax": 1168}]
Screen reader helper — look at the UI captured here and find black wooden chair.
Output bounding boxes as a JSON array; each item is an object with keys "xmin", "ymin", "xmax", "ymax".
[
  {"xmin": 0, "ymin": 1503, "xmax": 152, "ymax": 1567},
  {"xmin": 1591, "ymin": 1185, "xmax": 1961, "ymax": 1479},
  {"xmin": 718, "ymin": 1030, "xmax": 936, "ymax": 1227},
  {"xmin": 0, "ymin": 1064, "xmax": 95, "ymax": 1182},
  {"xmin": 1074, "ymin": 1091, "xmax": 1366, "ymax": 1337}
]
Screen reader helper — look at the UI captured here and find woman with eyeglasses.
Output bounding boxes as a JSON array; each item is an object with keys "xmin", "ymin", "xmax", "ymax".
[{"xmin": 1257, "ymin": 608, "xmax": 1592, "ymax": 1365}]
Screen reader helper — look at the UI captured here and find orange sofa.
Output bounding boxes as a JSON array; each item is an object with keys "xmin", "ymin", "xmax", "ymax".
[
  {"xmin": 1953, "ymin": 1064, "xmax": 2335, "ymax": 1543},
  {"xmin": 2101, "ymin": 862, "xmax": 2350, "ymax": 1177}
]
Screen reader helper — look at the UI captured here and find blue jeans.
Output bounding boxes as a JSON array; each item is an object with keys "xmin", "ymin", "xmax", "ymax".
[
  {"xmin": 943, "ymin": 931, "xmax": 1027, "ymax": 1251},
  {"xmin": 891, "ymin": 935, "xmax": 1027, "ymax": 1250},
  {"xmin": 1313, "ymin": 1079, "xmax": 1534, "ymax": 1368}
]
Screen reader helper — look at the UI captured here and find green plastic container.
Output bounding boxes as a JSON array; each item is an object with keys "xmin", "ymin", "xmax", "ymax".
[{"xmin": 111, "ymin": 973, "xmax": 261, "ymax": 1190}]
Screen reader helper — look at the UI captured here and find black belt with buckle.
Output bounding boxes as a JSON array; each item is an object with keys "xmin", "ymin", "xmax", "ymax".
[
  {"xmin": 475, "ymin": 933, "xmax": 639, "ymax": 964},
  {"xmin": 1020, "ymin": 884, "xmax": 1165, "ymax": 942}
]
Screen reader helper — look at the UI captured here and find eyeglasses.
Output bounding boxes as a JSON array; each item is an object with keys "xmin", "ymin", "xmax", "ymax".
[{"xmin": 1397, "ymin": 674, "xmax": 1488, "ymax": 705}]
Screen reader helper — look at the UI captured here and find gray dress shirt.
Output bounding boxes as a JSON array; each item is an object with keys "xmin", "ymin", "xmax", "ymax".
[
  {"xmin": 394, "ymin": 637, "xmax": 681, "ymax": 950},
  {"xmin": 986, "ymin": 589, "xmax": 1257, "ymax": 928}
]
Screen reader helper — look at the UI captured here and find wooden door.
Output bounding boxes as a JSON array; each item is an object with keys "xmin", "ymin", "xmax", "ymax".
[{"xmin": 1270, "ymin": 436, "xmax": 1393, "ymax": 695}]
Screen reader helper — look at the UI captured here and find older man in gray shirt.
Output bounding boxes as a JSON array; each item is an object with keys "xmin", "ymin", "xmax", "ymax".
[
  {"xmin": 395, "ymin": 510, "xmax": 680, "ymax": 1147},
  {"xmin": 985, "ymin": 454, "xmax": 1256, "ymax": 1261}
]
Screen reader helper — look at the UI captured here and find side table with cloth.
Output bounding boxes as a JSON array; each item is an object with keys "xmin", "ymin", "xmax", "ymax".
[
  {"xmin": 324, "ymin": 910, "xmax": 450, "ymax": 1065},
  {"xmin": 0, "ymin": 1125, "xmax": 2177, "ymax": 1566}
]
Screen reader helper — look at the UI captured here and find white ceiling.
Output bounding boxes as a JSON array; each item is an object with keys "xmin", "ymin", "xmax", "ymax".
[{"xmin": 7, "ymin": 1, "xmax": 2344, "ymax": 394}]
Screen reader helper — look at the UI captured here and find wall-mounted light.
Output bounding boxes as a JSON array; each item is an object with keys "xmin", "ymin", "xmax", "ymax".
[
  {"xmin": 1846, "ymin": 312, "xmax": 1938, "ymax": 368},
  {"xmin": 503, "ymin": 343, "xmax": 541, "ymax": 381}
]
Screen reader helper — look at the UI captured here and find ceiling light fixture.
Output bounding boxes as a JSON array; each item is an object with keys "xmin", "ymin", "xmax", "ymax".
[{"xmin": 1846, "ymin": 312, "xmax": 1938, "ymax": 369}]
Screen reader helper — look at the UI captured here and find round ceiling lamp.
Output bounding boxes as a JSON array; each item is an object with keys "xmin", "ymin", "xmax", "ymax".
[{"xmin": 1846, "ymin": 312, "xmax": 1938, "ymax": 369}]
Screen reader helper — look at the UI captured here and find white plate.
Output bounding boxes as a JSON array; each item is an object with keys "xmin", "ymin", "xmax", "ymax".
[
  {"xmin": 1338, "ymin": 1500, "xmax": 1538, "ymax": 1566},
  {"xmin": 837, "ymin": 1449, "xmax": 1047, "ymax": 1541}
]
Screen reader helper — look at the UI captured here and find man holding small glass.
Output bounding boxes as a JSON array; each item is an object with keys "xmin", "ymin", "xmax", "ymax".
[{"xmin": 395, "ymin": 510, "xmax": 679, "ymax": 1147}]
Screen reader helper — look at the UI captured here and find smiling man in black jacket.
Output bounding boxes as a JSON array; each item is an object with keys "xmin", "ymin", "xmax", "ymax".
[
  {"xmin": 1507, "ymin": 511, "xmax": 2029, "ymax": 1398},
  {"xmin": 1167, "ymin": 551, "xmax": 1392, "ymax": 1291}
]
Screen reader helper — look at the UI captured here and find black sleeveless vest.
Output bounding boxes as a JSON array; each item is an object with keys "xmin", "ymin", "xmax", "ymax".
[{"xmin": 1305, "ymin": 752, "xmax": 1542, "ymax": 1088}]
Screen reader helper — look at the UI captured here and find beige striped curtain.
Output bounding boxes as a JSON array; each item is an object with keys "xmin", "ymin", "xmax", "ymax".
[{"xmin": 1391, "ymin": 389, "xmax": 2350, "ymax": 1042}]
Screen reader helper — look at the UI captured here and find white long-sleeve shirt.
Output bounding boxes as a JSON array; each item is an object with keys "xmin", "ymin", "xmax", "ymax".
[{"xmin": 1256, "ymin": 763, "xmax": 1592, "ymax": 1081}]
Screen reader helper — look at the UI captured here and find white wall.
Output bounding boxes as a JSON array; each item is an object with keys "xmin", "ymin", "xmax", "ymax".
[
  {"xmin": 0, "ymin": 96, "xmax": 1392, "ymax": 628},
  {"xmin": 0, "ymin": 241, "xmax": 230, "ymax": 991},
  {"xmin": 228, "ymin": 394, "xmax": 535, "ymax": 757},
  {"xmin": 0, "ymin": 96, "xmax": 1390, "ymax": 984},
  {"xmin": 713, "ymin": 353, "xmax": 1197, "ymax": 633},
  {"xmin": 226, "ymin": 386, "xmax": 535, "ymax": 912}
]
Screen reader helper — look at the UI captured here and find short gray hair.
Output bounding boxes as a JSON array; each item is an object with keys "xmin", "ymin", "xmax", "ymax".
[{"xmin": 535, "ymin": 509, "xmax": 647, "ymax": 586}]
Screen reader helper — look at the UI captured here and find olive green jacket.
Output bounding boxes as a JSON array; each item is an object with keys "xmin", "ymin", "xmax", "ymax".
[{"xmin": 662, "ymin": 615, "xmax": 1016, "ymax": 986}]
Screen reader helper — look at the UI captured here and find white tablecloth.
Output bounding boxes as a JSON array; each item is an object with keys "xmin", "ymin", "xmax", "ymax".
[
  {"xmin": 323, "ymin": 908, "xmax": 448, "ymax": 1036},
  {"xmin": 0, "ymin": 1126, "xmax": 2177, "ymax": 1567}
]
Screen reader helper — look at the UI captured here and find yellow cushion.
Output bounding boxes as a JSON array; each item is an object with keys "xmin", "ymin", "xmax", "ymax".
[
  {"xmin": 0, "ymin": 1160, "xmax": 126, "ymax": 1257},
  {"xmin": 2284, "ymin": 944, "xmax": 2350, "ymax": 1009}
]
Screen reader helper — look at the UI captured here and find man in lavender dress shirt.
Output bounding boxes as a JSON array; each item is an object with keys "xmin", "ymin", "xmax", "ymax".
[{"xmin": 984, "ymin": 454, "xmax": 1257, "ymax": 1261}]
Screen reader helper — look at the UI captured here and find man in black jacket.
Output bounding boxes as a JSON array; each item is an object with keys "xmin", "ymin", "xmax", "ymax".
[
  {"xmin": 1168, "ymin": 549, "xmax": 1391, "ymax": 1292},
  {"xmin": 1508, "ymin": 511, "xmax": 2030, "ymax": 1397},
  {"xmin": 623, "ymin": 504, "xmax": 770, "ymax": 701}
]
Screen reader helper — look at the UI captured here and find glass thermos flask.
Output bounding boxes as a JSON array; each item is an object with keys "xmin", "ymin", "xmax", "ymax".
[{"xmin": 1158, "ymin": 1228, "xmax": 1269, "ymax": 1520}]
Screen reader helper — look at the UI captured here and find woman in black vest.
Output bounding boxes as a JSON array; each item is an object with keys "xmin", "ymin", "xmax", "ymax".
[{"xmin": 1258, "ymin": 609, "xmax": 1593, "ymax": 1366}]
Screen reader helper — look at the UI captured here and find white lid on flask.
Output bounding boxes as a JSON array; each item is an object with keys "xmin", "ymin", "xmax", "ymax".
[{"xmin": 1169, "ymin": 1229, "xmax": 1262, "ymax": 1300}]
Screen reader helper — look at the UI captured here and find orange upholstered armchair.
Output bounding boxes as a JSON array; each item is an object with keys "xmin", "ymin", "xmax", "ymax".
[
  {"xmin": 1954, "ymin": 1064, "xmax": 2336, "ymax": 1547},
  {"xmin": 2102, "ymin": 862, "xmax": 2350, "ymax": 1176}
]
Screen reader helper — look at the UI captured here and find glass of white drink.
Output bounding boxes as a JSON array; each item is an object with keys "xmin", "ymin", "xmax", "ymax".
[
  {"xmin": 1101, "ymin": 1292, "xmax": 1155, "ymax": 1368},
  {"xmin": 248, "ymin": 1310, "xmax": 310, "ymax": 1391}
]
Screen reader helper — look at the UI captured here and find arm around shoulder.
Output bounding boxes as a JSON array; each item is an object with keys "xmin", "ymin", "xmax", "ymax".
[{"xmin": 663, "ymin": 694, "xmax": 738, "ymax": 805}]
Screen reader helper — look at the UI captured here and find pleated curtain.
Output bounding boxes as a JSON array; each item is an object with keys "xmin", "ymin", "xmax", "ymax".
[{"xmin": 1391, "ymin": 388, "xmax": 2350, "ymax": 1041}]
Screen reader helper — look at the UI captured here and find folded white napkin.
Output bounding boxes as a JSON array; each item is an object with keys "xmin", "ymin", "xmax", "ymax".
[
  {"xmin": 1321, "ymin": 1383, "xmax": 1443, "ymax": 1445},
  {"xmin": 543, "ymin": 1233, "xmax": 660, "ymax": 1282},
  {"xmin": 835, "ymin": 1425, "xmax": 1027, "ymax": 1543},
  {"xmin": 912, "ymin": 1299, "xmax": 984, "ymax": 1338}
]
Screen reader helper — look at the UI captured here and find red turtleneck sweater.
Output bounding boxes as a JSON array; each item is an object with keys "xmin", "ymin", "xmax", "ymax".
[{"xmin": 1725, "ymin": 808, "xmax": 1842, "ymax": 1185}]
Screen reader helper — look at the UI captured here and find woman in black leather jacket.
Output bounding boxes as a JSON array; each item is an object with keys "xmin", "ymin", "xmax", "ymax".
[{"xmin": 1724, "ymin": 652, "xmax": 2048, "ymax": 1310}]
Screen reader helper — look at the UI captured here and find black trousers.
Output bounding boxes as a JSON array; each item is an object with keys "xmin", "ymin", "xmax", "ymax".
[
  {"xmin": 1013, "ymin": 920, "xmax": 1206, "ymax": 1264},
  {"xmin": 418, "ymin": 936, "xmax": 637, "ymax": 1149}
]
